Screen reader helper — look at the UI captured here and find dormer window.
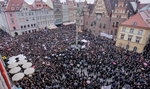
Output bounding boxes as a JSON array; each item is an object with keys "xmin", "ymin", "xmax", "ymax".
[
  {"xmin": 16, "ymin": 7, "xmax": 19, "ymax": 10},
  {"xmin": 132, "ymin": 22, "xmax": 137, "ymax": 26},
  {"xmin": 11, "ymin": 7, "xmax": 15, "ymax": 10}
]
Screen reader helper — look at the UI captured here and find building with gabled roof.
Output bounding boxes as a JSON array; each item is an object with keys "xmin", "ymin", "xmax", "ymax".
[
  {"xmin": 82, "ymin": 0, "xmax": 139, "ymax": 38},
  {"xmin": 0, "ymin": 0, "xmax": 55, "ymax": 36},
  {"xmin": 116, "ymin": 10, "xmax": 150, "ymax": 53}
]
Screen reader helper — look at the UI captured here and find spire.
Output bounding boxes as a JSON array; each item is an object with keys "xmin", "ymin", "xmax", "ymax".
[{"xmin": 84, "ymin": 0, "xmax": 87, "ymax": 4}]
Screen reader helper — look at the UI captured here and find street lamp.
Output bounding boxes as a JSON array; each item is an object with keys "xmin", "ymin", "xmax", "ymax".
[{"xmin": 75, "ymin": 0, "xmax": 82, "ymax": 49}]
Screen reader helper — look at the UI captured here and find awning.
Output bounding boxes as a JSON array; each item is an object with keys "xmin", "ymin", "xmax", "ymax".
[
  {"xmin": 47, "ymin": 25, "xmax": 57, "ymax": 29},
  {"xmin": 63, "ymin": 22, "xmax": 75, "ymax": 25},
  {"xmin": 100, "ymin": 33, "xmax": 113, "ymax": 39}
]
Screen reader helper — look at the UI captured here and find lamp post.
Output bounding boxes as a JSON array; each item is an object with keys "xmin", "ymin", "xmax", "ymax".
[{"xmin": 75, "ymin": 0, "xmax": 82, "ymax": 49}]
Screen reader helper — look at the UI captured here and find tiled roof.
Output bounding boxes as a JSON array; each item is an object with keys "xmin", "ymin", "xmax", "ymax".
[
  {"xmin": 34, "ymin": 1, "xmax": 52, "ymax": 9},
  {"xmin": 6, "ymin": 0, "xmax": 24, "ymax": 11},
  {"xmin": 87, "ymin": 4, "xmax": 95, "ymax": 14},
  {"xmin": 121, "ymin": 10, "xmax": 150, "ymax": 29}
]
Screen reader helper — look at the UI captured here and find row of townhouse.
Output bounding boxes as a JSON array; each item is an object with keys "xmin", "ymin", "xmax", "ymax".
[
  {"xmin": 0, "ymin": 0, "xmax": 55, "ymax": 36},
  {"xmin": 0, "ymin": 0, "xmax": 78, "ymax": 37},
  {"xmin": 80, "ymin": 0, "xmax": 140, "ymax": 38}
]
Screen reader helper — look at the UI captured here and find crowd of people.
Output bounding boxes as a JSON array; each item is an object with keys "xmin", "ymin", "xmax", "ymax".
[{"xmin": 0, "ymin": 25, "xmax": 150, "ymax": 89}]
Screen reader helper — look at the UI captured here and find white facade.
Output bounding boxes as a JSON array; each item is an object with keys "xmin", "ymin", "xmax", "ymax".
[
  {"xmin": 0, "ymin": 0, "xmax": 55, "ymax": 36},
  {"xmin": 35, "ymin": 8, "xmax": 54, "ymax": 29},
  {"xmin": 62, "ymin": 3, "xmax": 69, "ymax": 22},
  {"xmin": 0, "ymin": 11, "xmax": 9, "ymax": 33}
]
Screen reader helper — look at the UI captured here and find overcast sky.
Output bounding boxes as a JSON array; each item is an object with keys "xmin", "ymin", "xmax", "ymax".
[{"xmin": 0, "ymin": 0, "xmax": 150, "ymax": 4}]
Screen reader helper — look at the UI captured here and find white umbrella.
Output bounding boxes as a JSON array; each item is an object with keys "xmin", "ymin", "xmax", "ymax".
[
  {"xmin": 22, "ymin": 62, "xmax": 32, "ymax": 69},
  {"xmin": 8, "ymin": 63, "xmax": 18, "ymax": 68},
  {"xmin": 19, "ymin": 56, "xmax": 26, "ymax": 60},
  {"xmin": 12, "ymin": 73, "xmax": 24, "ymax": 81},
  {"xmin": 7, "ymin": 59, "xmax": 17, "ymax": 64},
  {"xmin": 8, "ymin": 56, "xmax": 17, "ymax": 61},
  {"xmin": 18, "ymin": 60, "xmax": 27, "ymax": 65},
  {"xmin": 86, "ymin": 80, "xmax": 91, "ymax": 84},
  {"xmin": 16, "ymin": 54, "xmax": 26, "ymax": 60},
  {"xmin": 9, "ymin": 67, "xmax": 21, "ymax": 74},
  {"xmin": 24, "ymin": 68, "xmax": 35, "ymax": 75}
]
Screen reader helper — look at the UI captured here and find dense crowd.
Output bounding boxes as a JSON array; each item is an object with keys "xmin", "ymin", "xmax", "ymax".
[{"xmin": 0, "ymin": 25, "xmax": 150, "ymax": 89}]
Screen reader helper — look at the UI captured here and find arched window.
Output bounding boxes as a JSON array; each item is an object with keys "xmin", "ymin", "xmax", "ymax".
[
  {"xmin": 133, "ymin": 46, "xmax": 137, "ymax": 52},
  {"xmin": 126, "ymin": 45, "xmax": 129, "ymax": 50}
]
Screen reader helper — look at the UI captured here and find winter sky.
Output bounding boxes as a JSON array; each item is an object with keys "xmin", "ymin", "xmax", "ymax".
[{"xmin": 0, "ymin": 0, "xmax": 150, "ymax": 4}]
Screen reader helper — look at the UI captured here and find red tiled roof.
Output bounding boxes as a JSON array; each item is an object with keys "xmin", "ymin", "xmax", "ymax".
[
  {"xmin": 33, "ymin": 1, "xmax": 52, "ymax": 9},
  {"xmin": 6, "ymin": 0, "xmax": 24, "ymax": 11},
  {"xmin": 121, "ymin": 10, "xmax": 150, "ymax": 29}
]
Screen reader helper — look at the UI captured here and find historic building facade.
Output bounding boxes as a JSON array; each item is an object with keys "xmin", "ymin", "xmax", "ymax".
[
  {"xmin": 82, "ymin": 0, "xmax": 139, "ymax": 38},
  {"xmin": 66, "ymin": 0, "xmax": 77, "ymax": 23},
  {"xmin": 62, "ymin": 2, "xmax": 69, "ymax": 23},
  {"xmin": 51, "ymin": 0, "xmax": 63, "ymax": 25},
  {"xmin": 116, "ymin": 10, "xmax": 150, "ymax": 53},
  {"xmin": 0, "ymin": 0, "xmax": 54, "ymax": 36}
]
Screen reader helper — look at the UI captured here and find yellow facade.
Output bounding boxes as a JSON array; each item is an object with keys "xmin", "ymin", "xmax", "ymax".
[{"xmin": 116, "ymin": 25, "xmax": 150, "ymax": 53}]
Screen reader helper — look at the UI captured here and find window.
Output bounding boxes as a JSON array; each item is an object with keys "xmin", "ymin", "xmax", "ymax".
[
  {"xmin": 120, "ymin": 34, "xmax": 125, "ymax": 39},
  {"xmin": 91, "ymin": 23, "xmax": 93, "ymax": 26},
  {"xmin": 122, "ymin": 27, "xmax": 126, "ymax": 32},
  {"xmin": 138, "ymin": 30, "xmax": 143, "ymax": 35},
  {"xmin": 21, "ymin": 26, "xmax": 23, "ymax": 29},
  {"xmin": 28, "ymin": 25, "xmax": 30, "ymax": 28},
  {"xmin": 13, "ymin": 27, "xmax": 16, "ymax": 30},
  {"xmin": 99, "ymin": 23, "xmax": 101, "ymax": 28},
  {"xmin": 24, "ymin": 25, "xmax": 26, "ymax": 28},
  {"xmin": 132, "ymin": 22, "xmax": 137, "ymax": 26},
  {"xmin": 130, "ymin": 28, "xmax": 134, "ymax": 33},
  {"xmin": 11, "ymin": 18, "xmax": 14, "ymax": 24},
  {"xmin": 128, "ymin": 35, "xmax": 133, "ymax": 41},
  {"xmin": 116, "ymin": 22, "xmax": 119, "ymax": 27},
  {"xmin": 31, "ymin": 24, "xmax": 33, "ymax": 27},
  {"xmin": 133, "ymin": 46, "xmax": 137, "ymax": 52},
  {"xmin": 135, "ymin": 36, "xmax": 142, "ymax": 43},
  {"xmin": 103, "ymin": 24, "xmax": 106, "ymax": 29},
  {"xmin": 86, "ymin": 22, "xmax": 88, "ymax": 25},
  {"xmin": 126, "ymin": 45, "xmax": 129, "ymax": 50},
  {"xmin": 10, "ymin": 14, "xmax": 12, "ymax": 17},
  {"xmin": 112, "ymin": 22, "xmax": 115, "ymax": 27}
]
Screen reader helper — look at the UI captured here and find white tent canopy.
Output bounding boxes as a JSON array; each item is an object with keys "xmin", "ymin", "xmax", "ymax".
[
  {"xmin": 18, "ymin": 60, "xmax": 27, "ymax": 65},
  {"xmin": 81, "ymin": 39, "xmax": 88, "ymax": 43},
  {"xmin": 8, "ymin": 63, "xmax": 18, "ymax": 69},
  {"xmin": 24, "ymin": 68, "xmax": 35, "ymax": 75},
  {"xmin": 17, "ymin": 54, "xmax": 26, "ymax": 60},
  {"xmin": 22, "ymin": 62, "xmax": 32, "ymax": 69},
  {"xmin": 7, "ymin": 59, "xmax": 17, "ymax": 65},
  {"xmin": 8, "ymin": 56, "xmax": 18, "ymax": 61},
  {"xmin": 100, "ymin": 33, "xmax": 113, "ymax": 39},
  {"xmin": 12, "ymin": 73, "xmax": 24, "ymax": 81},
  {"xmin": 101, "ymin": 85, "xmax": 111, "ymax": 89},
  {"xmin": 9, "ymin": 67, "xmax": 21, "ymax": 74}
]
